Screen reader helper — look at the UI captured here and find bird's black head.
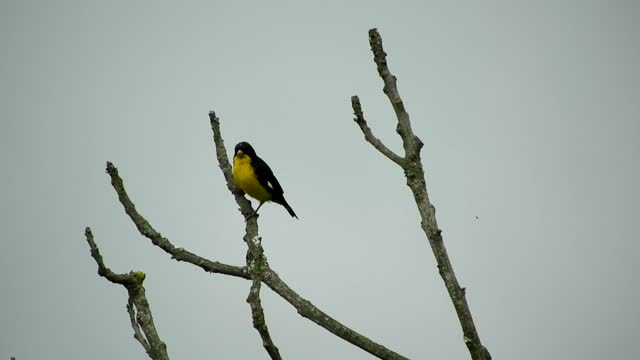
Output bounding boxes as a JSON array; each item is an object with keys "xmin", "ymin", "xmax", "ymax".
[{"xmin": 234, "ymin": 142, "xmax": 257, "ymax": 158}]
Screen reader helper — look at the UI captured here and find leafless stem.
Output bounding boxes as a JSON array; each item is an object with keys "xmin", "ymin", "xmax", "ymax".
[
  {"xmin": 367, "ymin": 29, "xmax": 423, "ymax": 158},
  {"xmin": 352, "ymin": 28, "xmax": 491, "ymax": 360},
  {"xmin": 246, "ymin": 236, "xmax": 282, "ymax": 360},
  {"xmin": 127, "ymin": 299, "xmax": 150, "ymax": 352},
  {"xmin": 219, "ymin": 109, "xmax": 280, "ymax": 354},
  {"xmin": 351, "ymin": 96, "xmax": 405, "ymax": 166},
  {"xmin": 106, "ymin": 162, "xmax": 250, "ymax": 280},
  {"xmin": 84, "ymin": 227, "xmax": 169, "ymax": 360},
  {"xmin": 211, "ymin": 110, "xmax": 283, "ymax": 359},
  {"xmin": 209, "ymin": 111, "xmax": 257, "ymax": 221}
]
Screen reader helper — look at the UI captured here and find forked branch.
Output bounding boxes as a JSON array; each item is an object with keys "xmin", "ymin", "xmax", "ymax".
[
  {"xmin": 246, "ymin": 236, "xmax": 282, "ymax": 360},
  {"xmin": 84, "ymin": 227, "xmax": 170, "ymax": 360},
  {"xmin": 352, "ymin": 28, "xmax": 491, "ymax": 360}
]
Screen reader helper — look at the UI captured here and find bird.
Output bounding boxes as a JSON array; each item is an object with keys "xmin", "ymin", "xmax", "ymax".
[{"xmin": 232, "ymin": 141, "xmax": 298, "ymax": 219}]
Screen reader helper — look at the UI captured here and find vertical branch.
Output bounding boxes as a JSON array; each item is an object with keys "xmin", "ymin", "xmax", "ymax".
[
  {"xmin": 209, "ymin": 111, "xmax": 281, "ymax": 358},
  {"xmin": 246, "ymin": 236, "xmax": 282, "ymax": 360},
  {"xmin": 84, "ymin": 227, "xmax": 170, "ymax": 360},
  {"xmin": 352, "ymin": 28, "xmax": 491, "ymax": 360},
  {"xmin": 209, "ymin": 111, "xmax": 257, "ymax": 222},
  {"xmin": 367, "ymin": 29, "xmax": 423, "ymax": 158},
  {"xmin": 127, "ymin": 299, "xmax": 151, "ymax": 351}
]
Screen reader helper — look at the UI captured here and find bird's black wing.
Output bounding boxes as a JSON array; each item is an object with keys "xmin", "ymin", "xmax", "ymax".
[{"xmin": 252, "ymin": 155, "xmax": 285, "ymax": 196}]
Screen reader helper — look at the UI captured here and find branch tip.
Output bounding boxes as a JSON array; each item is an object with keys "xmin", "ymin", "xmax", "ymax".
[
  {"xmin": 106, "ymin": 161, "xmax": 117, "ymax": 176},
  {"xmin": 208, "ymin": 111, "xmax": 219, "ymax": 124},
  {"xmin": 368, "ymin": 28, "xmax": 387, "ymax": 71}
]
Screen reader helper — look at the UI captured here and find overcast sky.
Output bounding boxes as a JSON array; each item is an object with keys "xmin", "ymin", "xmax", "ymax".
[{"xmin": 2, "ymin": 1, "xmax": 639, "ymax": 359}]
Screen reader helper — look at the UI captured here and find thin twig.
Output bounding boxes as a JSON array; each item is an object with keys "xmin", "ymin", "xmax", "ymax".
[
  {"xmin": 351, "ymin": 96, "xmax": 405, "ymax": 166},
  {"xmin": 127, "ymin": 299, "xmax": 150, "ymax": 352},
  {"xmin": 84, "ymin": 227, "xmax": 170, "ymax": 360},
  {"xmin": 352, "ymin": 28, "xmax": 491, "ymax": 360}
]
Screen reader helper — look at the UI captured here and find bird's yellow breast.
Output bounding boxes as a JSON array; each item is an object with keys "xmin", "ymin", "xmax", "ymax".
[{"xmin": 233, "ymin": 155, "xmax": 272, "ymax": 202}]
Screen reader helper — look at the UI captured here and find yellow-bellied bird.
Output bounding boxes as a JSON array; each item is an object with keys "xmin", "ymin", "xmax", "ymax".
[{"xmin": 232, "ymin": 142, "xmax": 298, "ymax": 219}]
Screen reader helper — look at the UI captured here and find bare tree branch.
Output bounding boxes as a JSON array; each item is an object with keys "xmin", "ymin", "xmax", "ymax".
[
  {"xmin": 352, "ymin": 28, "xmax": 491, "ymax": 360},
  {"xmin": 246, "ymin": 236, "xmax": 282, "ymax": 360},
  {"xmin": 84, "ymin": 227, "xmax": 170, "ymax": 360},
  {"xmin": 209, "ymin": 111, "xmax": 256, "ymax": 221},
  {"xmin": 209, "ymin": 111, "xmax": 410, "ymax": 360},
  {"xmin": 209, "ymin": 111, "xmax": 283, "ymax": 358},
  {"xmin": 127, "ymin": 299, "xmax": 150, "ymax": 352},
  {"xmin": 106, "ymin": 162, "xmax": 250, "ymax": 280},
  {"xmin": 351, "ymin": 96, "xmax": 405, "ymax": 166},
  {"xmin": 367, "ymin": 29, "xmax": 424, "ymax": 158}
]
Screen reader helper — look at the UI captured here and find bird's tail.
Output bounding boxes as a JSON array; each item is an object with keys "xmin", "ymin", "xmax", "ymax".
[{"xmin": 277, "ymin": 197, "xmax": 298, "ymax": 219}]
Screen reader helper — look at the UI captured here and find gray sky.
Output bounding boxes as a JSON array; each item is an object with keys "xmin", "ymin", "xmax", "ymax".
[{"xmin": 2, "ymin": 1, "xmax": 639, "ymax": 359}]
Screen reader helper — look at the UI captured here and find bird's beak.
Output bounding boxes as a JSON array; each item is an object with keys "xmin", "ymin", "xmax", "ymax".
[{"xmin": 236, "ymin": 150, "xmax": 244, "ymax": 156}]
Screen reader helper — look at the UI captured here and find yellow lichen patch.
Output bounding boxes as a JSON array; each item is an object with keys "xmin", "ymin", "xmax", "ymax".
[{"xmin": 134, "ymin": 271, "xmax": 146, "ymax": 283}]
